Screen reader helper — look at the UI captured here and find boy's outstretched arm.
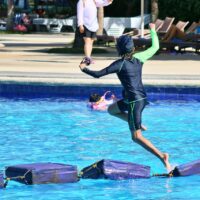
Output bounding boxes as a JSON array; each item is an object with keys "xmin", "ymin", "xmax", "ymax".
[
  {"xmin": 133, "ymin": 23, "xmax": 160, "ymax": 63},
  {"xmin": 79, "ymin": 60, "xmax": 122, "ymax": 78}
]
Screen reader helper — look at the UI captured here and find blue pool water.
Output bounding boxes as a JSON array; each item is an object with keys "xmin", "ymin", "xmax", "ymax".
[{"xmin": 0, "ymin": 97, "xmax": 200, "ymax": 200}]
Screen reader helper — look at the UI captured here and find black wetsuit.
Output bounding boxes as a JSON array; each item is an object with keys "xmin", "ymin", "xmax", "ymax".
[{"xmin": 82, "ymin": 29, "xmax": 159, "ymax": 131}]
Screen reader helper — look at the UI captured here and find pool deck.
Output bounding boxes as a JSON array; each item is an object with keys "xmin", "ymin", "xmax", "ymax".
[{"xmin": 0, "ymin": 33, "xmax": 200, "ymax": 87}]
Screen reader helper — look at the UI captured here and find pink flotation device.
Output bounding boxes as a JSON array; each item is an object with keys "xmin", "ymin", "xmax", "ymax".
[{"xmin": 88, "ymin": 91, "xmax": 117, "ymax": 111}]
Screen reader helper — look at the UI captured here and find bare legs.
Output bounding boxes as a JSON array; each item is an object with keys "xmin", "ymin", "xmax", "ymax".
[
  {"xmin": 84, "ymin": 37, "xmax": 94, "ymax": 58},
  {"xmin": 107, "ymin": 102, "xmax": 171, "ymax": 171},
  {"xmin": 132, "ymin": 129, "xmax": 171, "ymax": 171},
  {"xmin": 79, "ymin": 37, "xmax": 94, "ymax": 68}
]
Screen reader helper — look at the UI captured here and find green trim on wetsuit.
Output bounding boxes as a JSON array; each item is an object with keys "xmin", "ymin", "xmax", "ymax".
[{"xmin": 133, "ymin": 28, "xmax": 159, "ymax": 63}]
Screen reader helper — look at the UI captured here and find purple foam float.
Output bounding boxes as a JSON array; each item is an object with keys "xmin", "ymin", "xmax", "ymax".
[
  {"xmin": 5, "ymin": 163, "xmax": 78, "ymax": 185},
  {"xmin": 80, "ymin": 159, "xmax": 151, "ymax": 180},
  {"xmin": 172, "ymin": 159, "xmax": 200, "ymax": 177},
  {"xmin": 0, "ymin": 173, "xmax": 4, "ymax": 188}
]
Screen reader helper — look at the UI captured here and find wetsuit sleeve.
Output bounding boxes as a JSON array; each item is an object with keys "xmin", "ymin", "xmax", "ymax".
[
  {"xmin": 133, "ymin": 28, "xmax": 159, "ymax": 63},
  {"xmin": 82, "ymin": 60, "xmax": 122, "ymax": 78}
]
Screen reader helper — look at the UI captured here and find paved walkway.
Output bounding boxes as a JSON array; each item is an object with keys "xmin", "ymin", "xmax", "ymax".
[{"xmin": 0, "ymin": 33, "xmax": 200, "ymax": 86}]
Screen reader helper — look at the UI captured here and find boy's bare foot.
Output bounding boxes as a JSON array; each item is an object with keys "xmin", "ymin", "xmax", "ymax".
[{"xmin": 162, "ymin": 153, "xmax": 172, "ymax": 172}]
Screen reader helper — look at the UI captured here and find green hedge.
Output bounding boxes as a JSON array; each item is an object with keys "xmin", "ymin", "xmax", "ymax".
[{"xmin": 158, "ymin": 0, "xmax": 200, "ymax": 23}]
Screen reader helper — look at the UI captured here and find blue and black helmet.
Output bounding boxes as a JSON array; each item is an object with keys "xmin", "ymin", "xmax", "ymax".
[{"xmin": 116, "ymin": 35, "xmax": 134, "ymax": 56}]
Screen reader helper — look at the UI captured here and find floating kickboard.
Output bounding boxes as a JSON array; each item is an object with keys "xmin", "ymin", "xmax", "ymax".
[
  {"xmin": 172, "ymin": 159, "xmax": 200, "ymax": 177},
  {"xmin": 0, "ymin": 173, "xmax": 4, "ymax": 188},
  {"xmin": 5, "ymin": 163, "xmax": 78, "ymax": 185},
  {"xmin": 80, "ymin": 159, "xmax": 150, "ymax": 180}
]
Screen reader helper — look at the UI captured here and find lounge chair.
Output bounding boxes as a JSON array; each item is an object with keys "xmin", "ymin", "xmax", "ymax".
[
  {"xmin": 175, "ymin": 20, "xmax": 189, "ymax": 31},
  {"xmin": 175, "ymin": 34, "xmax": 200, "ymax": 53},
  {"xmin": 157, "ymin": 17, "xmax": 175, "ymax": 36},
  {"xmin": 96, "ymin": 29, "xmax": 115, "ymax": 47},
  {"xmin": 176, "ymin": 40, "xmax": 200, "ymax": 53},
  {"xmin": 185, "ymin": 22, "xmax": 199, "ymax": 34},
  {"xmin": 160, "ymin": 21, "xmax": 200, "ymax": 52},
  {"xmin": 130, "ymin": 18, "xmax": 164, "ymax": 39},
  {"xmin": 161, "ymin": 20, "xmax": 189, "ymax": 40},
  {"xmin": 155, "ymin": 19, "xmax": 165, "ymax": 32},
  {"xmin": 132, "ymin": 17, "xmax": 175, "ymax": 49},
  {"xmin": 96, "ymin": 23, "xmax": 125, "ymax": 47}
]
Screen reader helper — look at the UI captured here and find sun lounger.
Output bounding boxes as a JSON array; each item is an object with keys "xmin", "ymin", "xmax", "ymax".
[
  {"xmin": 96, "ymin": 32, "xmax": 115, "ymax": 47},
  {"xmin": 175, "ymin": 20, "xmax": 189, "ymax": 31},
  {"xmin": 131, "ymin": 18, "xmax": 164, "ymax": 39},
  {"xmin": 160, "ymin": 21, "xmax": 200, "ymax": 52},
  {"xmin": 157, "ymin": 17, "xmax": 175, "ymax": 36},
  {"xmin": 132, "ymin": 17, "xmax": 175, "ymax": 49}
]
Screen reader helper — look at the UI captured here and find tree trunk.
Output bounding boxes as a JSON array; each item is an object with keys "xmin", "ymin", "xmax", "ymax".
[
  {"xmin": 6, "ymin": 0, "xmax": 15, "ymax": 31},
  {"xmin": 151, "ymin": 0, "xmax": 158, "ymax": 22},
  {"xmin": 96, "ymin": 7, "xmax": 104, "ymax": 35}
]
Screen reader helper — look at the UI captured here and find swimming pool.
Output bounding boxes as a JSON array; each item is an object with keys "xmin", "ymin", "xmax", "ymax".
[{"xmin": 0, "ymin": 96, "xmax": 200, "ymax": 200}]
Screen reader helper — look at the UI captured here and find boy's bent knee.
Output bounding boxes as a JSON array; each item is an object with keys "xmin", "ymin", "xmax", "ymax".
[{"xmin": 131, "ymin": 130, "xmax": 142, "ymax": 142}]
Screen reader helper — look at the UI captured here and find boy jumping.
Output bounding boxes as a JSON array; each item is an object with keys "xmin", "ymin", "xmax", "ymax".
[{"xmin": 79, "ymin": 23, "xmax": 171, "ymax": 171}]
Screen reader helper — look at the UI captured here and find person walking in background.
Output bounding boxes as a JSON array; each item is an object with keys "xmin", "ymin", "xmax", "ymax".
[
  {"xmin": 79, "ymin": 23, "xmax": 171, "ymax": 172},
  {"xmin": 77, "ymin": 0, "xmax": 113, "ymax": 67}
]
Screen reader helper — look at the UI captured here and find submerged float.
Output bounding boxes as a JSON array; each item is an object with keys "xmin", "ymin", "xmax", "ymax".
[{"xmin": 1, "ymin": 159, "xmax": 200, "ymax": 189}]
